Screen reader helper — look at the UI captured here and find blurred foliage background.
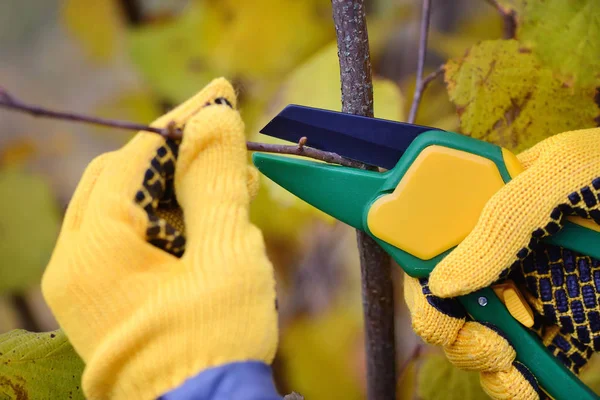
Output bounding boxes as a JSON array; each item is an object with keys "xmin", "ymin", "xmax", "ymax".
[{"xmin": 0, "ymin": 0, "xmax": 598, "ymax": 399}]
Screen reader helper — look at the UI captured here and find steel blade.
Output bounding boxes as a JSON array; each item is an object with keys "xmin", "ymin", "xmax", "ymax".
[{"xmin": 260, "ymin": 105, "xmax": 441, "ymax": 169}]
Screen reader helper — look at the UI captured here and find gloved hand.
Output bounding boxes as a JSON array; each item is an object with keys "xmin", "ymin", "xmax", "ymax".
[
  {"xmin": 404, "ymin": 128, "xmax": 600, "ymax": 399},
  {"xmin": 41, "ymin": 78, "xmax": 278, "ymax": 400}
]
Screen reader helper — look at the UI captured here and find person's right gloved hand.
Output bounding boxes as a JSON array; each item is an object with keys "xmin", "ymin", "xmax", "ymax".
[{"xmin": 404, "ymin": 128, "xmax": 600, "ymax": 399}]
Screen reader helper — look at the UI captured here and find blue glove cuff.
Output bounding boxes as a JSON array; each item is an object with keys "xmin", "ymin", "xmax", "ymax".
[{"xmin": 157, "ymin": 361, "xmax": 282, "ymax": 400}]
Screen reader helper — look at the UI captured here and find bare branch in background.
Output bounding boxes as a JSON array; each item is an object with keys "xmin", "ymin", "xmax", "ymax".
[
  {"xmin": 0, "ymin": 87, "xmax": 182, "ymax": 138},
  {"xmin": 0, "ymin": 87, "xmax": 363, "ymax": 168},
  {"xmin": 331, "ymin": 1, "xmax": 397, "ymax": 399},
  {"xmin": 398, "ymin": 343, "xmax": 423, "ymax": 377},
  {"xmin": 8, "ymin": 294, "xmax": 42, "ymax": 333},
  {"xmin": 118, "ymin": 0, "xmax": 145, "ymax": 26},
  {"xmin": 408, "ymin": 65, "xmax": 444, "ymax": 124},
  {"xmin": 408, "ymin": 0, "xmax": 433, "ymax": 124},
  {"xmin": 485, "ymin": 0, "xmax": 517, "ymax": 38}
]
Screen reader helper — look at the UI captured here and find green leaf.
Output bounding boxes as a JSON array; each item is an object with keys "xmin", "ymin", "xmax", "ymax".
[
  {"xmin": 0, "ymin": 168, "xmax": 60, "ymax": 294},
  {"xmin": 417, "ymin": 353, "xmax": 488, "ymax": 400},
  {"xmin": 0, "ymin": 329, "xmax": 84, "ymax": 400},
  {"xmin": 501, "ymin": 0, "xmax": 600, "ymax": 87},
  {"xmin": 444, "ymin": 40, "xmax": 599, "ymax": 152}
]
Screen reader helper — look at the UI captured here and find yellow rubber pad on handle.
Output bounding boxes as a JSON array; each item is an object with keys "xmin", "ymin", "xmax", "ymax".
[{"xmin": 367, "ymin": 146, "xmax": 506, "ymax": 260}]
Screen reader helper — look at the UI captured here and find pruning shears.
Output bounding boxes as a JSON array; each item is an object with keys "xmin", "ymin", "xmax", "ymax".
[{"xmin": 252, "ymin": 105, "xmax": 600, "ymax": 400}]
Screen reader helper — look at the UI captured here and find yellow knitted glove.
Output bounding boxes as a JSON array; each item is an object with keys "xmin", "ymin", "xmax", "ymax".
[
  {"xmin": 405, "ymin": 276, "xmax": 543, "ymax": 399},
  {"xmin": 41, "ymin": 78, "xmax": 278, "ymax": 400},
  {"xmin": 430, "ymin": 128, "xmax": 600, "ymax": 297},
  {"xmin": 405, "ymin": 128, "xmax": 600, "ymax": 399}
]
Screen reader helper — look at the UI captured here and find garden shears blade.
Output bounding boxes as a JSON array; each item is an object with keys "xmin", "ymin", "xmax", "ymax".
[
  {"xmin": 252, "ymin": 104, "xmax": 600, "ymax": 400},
  {"xmin": 260, "ymin": 104, "xmax": 436, "ymax": 169}
]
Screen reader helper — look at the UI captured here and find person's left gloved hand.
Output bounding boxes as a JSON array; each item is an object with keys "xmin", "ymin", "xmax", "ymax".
[
  {"xmin": 404, "ymin": 128, "xmax": 600, "ymax": 399},
  {"xmin": 41, "ymin": 78, "xmax": 278, "ymax": 400}
]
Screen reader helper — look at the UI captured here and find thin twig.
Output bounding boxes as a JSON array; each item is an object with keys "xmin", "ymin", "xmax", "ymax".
[
  {"xmin": 484, "ymin": 0, "xmax": 517, "ymax": 39},
  {"xmin": 297, "ymin": 136, "xmax": 307, "ymax": 150},
  {"xmin": 422, "ymin": 65, "xmax": 444, "ymax": 89},
  {"xmin": 408, "ymin": 0, "xmax": 432, "ymax": 124},
  {"xmin": 398, "ymin": 343, "xmax": 423, "ymax": 376},
  {"xmin": 408, "ymin": 65, "xmax": 444, "ymax": 124},
  {"xmin": 118, "ymin": 0, "xmax": 145, "ymax": 26},
  {"xmin": 331, "ymin": 1, "xmax": 397, "ymax": 399},
  {"xmin": 0, "ymin": 87, "xmax": 182, "ymax": 138},
  {"xmin": 246, "ymin": 141, "xmax": 363, "ymax": 168},
  {"xmin": 0, "ymin": 87, "xmax": 362, "ymax": 168}
]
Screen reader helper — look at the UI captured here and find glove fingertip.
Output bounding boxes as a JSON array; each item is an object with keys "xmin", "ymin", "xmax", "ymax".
[
  {"xmin": 512, "ymin": 361, "xmax": 542, "ymax": 396},
  {"xmin": 428, "ymin": 266, "xmax": 480, "ymax": 298},
  {"xmin": 246, "ymin": 166, "xmax": 260, "ymax": 201},
  {"xmin": 481, "ymin": 362, "xmax": 541, "ymax": 400},
  {"xmin": 205, "ymin": 77, "xmax": 238, "ymax": 109},
  {"xmin": 429, "ymin": 247, "xmax": 506, "ymax": 298}
]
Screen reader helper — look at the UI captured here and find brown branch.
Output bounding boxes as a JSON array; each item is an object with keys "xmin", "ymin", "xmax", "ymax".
[
  {"xmin": 246, "ymin": 141, "xmax": 363, "ymax": 168},
  {"xmin": 297, "ymin": 136, "xmax": 307, "ymax": 150},
  {"xmin": 408, "ymin": 65, "xmax": 444, "ymax": 124},
  {"xmin": 118, "ymin": 0, "xmax": 145, "ymax": 26},
  {"xmin": 408, "ymin": 0, "xmax": 432, "ymax": 124},
  {"xmin": 331, "ymin": 1, "xmax": 397, "ymax": 400},
  {"xmin": 0, "ymin": 87, "xmax": 362, "ymax": 168},
  {"xmin": 484, "ymin": 0, "xmax": 517, "ymax": 39},
  {"xmin": 0, "ymin": 87, "xmax": 182, "ymax": 138},
  {"xmin": 8, "ymin": 294, "xmax": 42, "ymax": 332},
  {"xmin": 398, "ymin": 343, "xmax": 423, "ymax": 377}
]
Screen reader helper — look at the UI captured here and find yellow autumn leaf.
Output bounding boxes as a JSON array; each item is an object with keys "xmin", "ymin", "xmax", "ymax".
[
  {"xmin": 580, "ymin": 354, "xmax": 600, "ymax": 394},
  {"xmin": 208, "ymin": 0, "xmax": 334, "ymax": 79},
  {"xmin": 249, "ymin": 183, "xmax": 327, "ymax": 244},
  {"xmin": 500, "ymin": 0, "xmax": 600, "ymax": 87},
  {"xmin": 417, "ymin": 353, "xmax": 488, "ymax": 400},
  {"xmin": 262, "ymin": 42, "xmax": 405, "ymax": 121},
  {"xmin": 93, "ymin": 89, "xmax": 163, "ymax": 143},
  {"xmin": 397, "ymin": 358, "xmax": 418, "ymax": 400},
  {"xmin": 0, "ymin": 138, "xmax": 38, "ymax": 167},
  {"xmin": 61, "ymin": 0, "xmax": 123, "ymax": 62},
  {"xmin": 444, "ymin": 40, "xmax": 599, "ymax": 152},
  {"xmin": 280, "ymin": 304, "xmax": 363, "ymax": 400},
  {"xmin": 128, "ymin": 0, "xmax": 334, "ymax": 103},
  {"xmin": 428, "ymin": 11, "xmax": 504, "ymax": 60}
]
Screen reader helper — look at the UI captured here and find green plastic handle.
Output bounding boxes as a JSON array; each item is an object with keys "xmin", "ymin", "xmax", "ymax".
[
  {"xmin": 369, "ymin": 130, "xmax": 600, "ymax": 277},
  {"xmin": 371, "ymin": 130, "xmax": 600, "ymax": 400},
  {"xmin": 461, "ymin": 288, "xmax": 598, "ymax": 400}
]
